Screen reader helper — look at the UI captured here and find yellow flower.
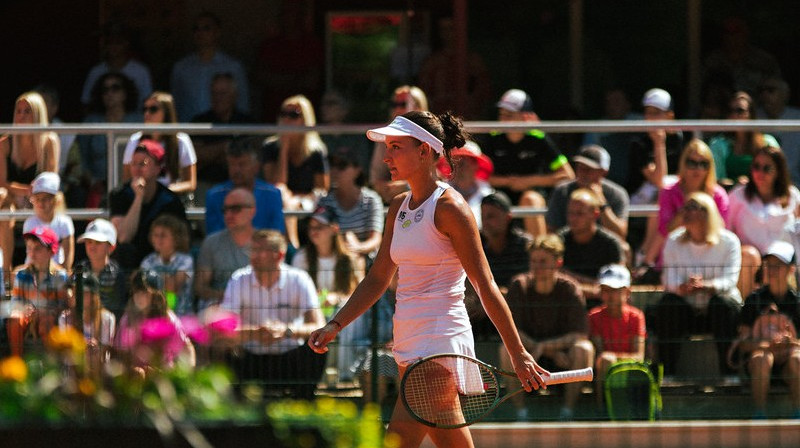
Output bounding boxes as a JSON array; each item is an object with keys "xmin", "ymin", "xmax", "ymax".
[
  {"xmin": 45, "ymin": 326, "xmax": 86, "ymax": 354},
  {"xmin": 0, "ymin": 356, "xmax": 28, "ymax": 382},
  {"xmin": 78, "ymin": 378, "xmax": 96, "ymax": 396}
]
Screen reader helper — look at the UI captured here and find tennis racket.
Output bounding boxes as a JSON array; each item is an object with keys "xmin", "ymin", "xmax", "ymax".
[{"xmin": 401, "ymin": 353, "xmax": 593, "ymax": 428}]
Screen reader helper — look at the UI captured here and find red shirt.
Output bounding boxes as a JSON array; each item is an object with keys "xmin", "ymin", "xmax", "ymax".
[{"xmin": 588, "ymin": 304, "xmax": 646, "ymax": 353}]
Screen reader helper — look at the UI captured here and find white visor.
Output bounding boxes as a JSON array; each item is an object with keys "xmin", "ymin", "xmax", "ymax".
[{"xmin": 366, "ymin": 116, "xmax": 445, "ymax": 155}]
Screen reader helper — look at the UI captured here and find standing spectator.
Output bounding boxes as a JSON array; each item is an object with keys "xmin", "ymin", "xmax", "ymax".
[
  {"xmin": 757, "ymin": 76, "xmax": 800, "ymax": 185},
  {"xmin": 0, "ymin": 91, "xmax": 60, "ymax": 273},
  {"xmin": 140, "ymin": 215, "xmax": 194, "ymax": 316},
  {"xmin": 479, "ymin": 192, "xmax": 533, "ymax": 295},
  {"xmin": 589, "ymin": 264, "xmax": 646, "ymax": 406},
  {"xmin": 195, "ymin": 188, "xmax": 257, "ymax": 311},
  {"xmin": 205, "ymin": 138, "xmax": 285, "ymax": 236},
  {"xmin": 316, "ymin": 144, "xmax": 384, "ymax": 260},
  {"xmin": 479, "ymin": 88, "xmax": 574, "ymax": 237},
  {"xmin": 500, "ymin": 234, "xmax": 594, "ymax": 421},
  {"xmin": 80, "ymin": 22, "xmax": 152, "ymax": 113},
  {"xmin": 109, "ymin": 140, "xmax": 187, "ymax": 270},
  {"xmin": 369, "ymin": 85, "xmax": 429, "ymax": 203},
  {"xmin": 546, "ymin": 145, "xmax": 630, "ymax": 240},
  {"xmin": 191, "ymin": 73, "xmax": 255, "ymax": 200},
  {"xmin": 653, "ymin": 192, "xmax": 741, "ymax": 375},
  {"xmin": 170, "ymin": 11, "xmax": 250, "ymax": 122},
  {"xmin": 318, "ymin": 90, "xmax": 372, "ymax": 177},
  {"xmin": 736, "ymin": 241, "xmax": 800, "ymax": 419},
  {"xmin": 75, "ymin": 219, "xmax": 128, "ymax": 321},
  {"xmin": 220, "ymin": 230, "xmax": 326, "ymax": 400},
  {"xmin": 75, "ymin": 73, "xmax": 139, "ymax": 207},
  {"xmin": 122, "ymin": 91, "xmax": 197, "ymax": 198},
  {"xmin": 23, "ymin": 172, "xmax": 74, "ymax": 271},
  {"xmin": 558, "ymin": 188, "xmax": 625, "ymax": 305},
  {"xmin": 728, "ymin": 146, "xmax": 800, "ymax": 297},
  {"xmin": 708, "ymin": 91, "xmax": 779, "ymax": 186},
  {"xmin": 437, "ymin": 140, "xmax": 495, "ymax": 228}
]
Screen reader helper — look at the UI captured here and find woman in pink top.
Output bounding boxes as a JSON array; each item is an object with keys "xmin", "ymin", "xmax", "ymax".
[{"xmin": 309, "ymin": 111, "xmax": 546, "ymax": 448}]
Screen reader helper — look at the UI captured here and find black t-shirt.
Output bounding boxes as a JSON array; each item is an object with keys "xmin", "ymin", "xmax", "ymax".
[
  {"xmin": 558, "ymin": 227, "xmax": 624, "ymax": 279},
  {"xmin": 478, "ymin": 131, "xmax": 565, "ymax": 203},
  {"xmin": 626, "ymin": 131, "xmax": 684, "ymax": 194},
  {"xmin": 740, "ymin": 286, "xmax": 800, "ymax": 330},
  {"xmin": 481, "ymin": 227, "xmax": 532, "ymax": 290},
  {"xmin": 260, "ymin": 138, "xmax": 328, "ymax": 195},
  {"xmin": 109, "ymin": 182, "xmax": 187, "ymax": 269}
]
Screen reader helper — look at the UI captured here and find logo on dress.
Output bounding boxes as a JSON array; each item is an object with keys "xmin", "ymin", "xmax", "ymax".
[
  {"xmin": 414, "ymin": 209, "xmax": 424, "ymax": 222},
  {"xmin": 402, "ymin": 220, "xmax": 412, "ymax": 228}
]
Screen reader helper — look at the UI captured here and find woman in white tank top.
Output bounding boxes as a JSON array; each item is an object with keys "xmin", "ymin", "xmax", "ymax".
[{"xmin": 309, "ymin": 111, "xmax": 547, "ymax": 448}]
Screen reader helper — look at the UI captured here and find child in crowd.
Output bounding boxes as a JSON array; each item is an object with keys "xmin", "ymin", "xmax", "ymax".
[
  {"xmin": 23, "ymin": 172, "xmax": 74, "ymax": 271},
  {"xmin": 59, "ymin": 272, "xmax": 116, "ymax": 373},
  {"xmin": 75, "ymin": 219, "xmax": 128, "ymax": 321},
  {"xmin": 139, "ymin": 214, "xmax": 194, "ymax": 315},
  {"xmin": 6, "ymin": 226, "xmax": 70, "ymax": 356}
]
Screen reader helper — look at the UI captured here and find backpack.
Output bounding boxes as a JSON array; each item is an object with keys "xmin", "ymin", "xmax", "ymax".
[{"xmin": 604, "ymin": 360, "xmax": 663, "ymax": 421}]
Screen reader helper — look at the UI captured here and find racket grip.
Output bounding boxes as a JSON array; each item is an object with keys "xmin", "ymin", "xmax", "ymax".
[{"xmin": 543, "ymin": 367, "xmax": 593, "ymax": 385}]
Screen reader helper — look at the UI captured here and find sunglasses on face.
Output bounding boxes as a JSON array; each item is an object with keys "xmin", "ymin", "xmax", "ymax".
[
  {"xmin": 685, "ymin": 158, "xmax": 710, "ymax": 170},
  {"xmin": 222, "ymin": 204, "xmax": 253, "ymax": 214},
  {"xmin": 751, "ymin": 162, "xmax": 776, "ymax": 174},
  {"xmin": 143, "ymin": 105, "xmax": 161, "ymax": 114},
  {"xmin": 103, "ymin": 83, "xmax": 123, "ymax": 93},
  {"xmin": 193, "ymin": 24, "xmax": 214, "ymax": 32},
  {"xmin": 279, "ymin": 109, "xmax": 302, "ymax": 119},
  {"xmin": 729, "ymin": 107, "xmax": 749, "ymax": 115},
  {"xmin": 391, "ymin": 101, "xmax": 408, "ymax": 109},
  {"xmin": 684, "ymin": 202, "xmax": 707, "ymax": 212}
]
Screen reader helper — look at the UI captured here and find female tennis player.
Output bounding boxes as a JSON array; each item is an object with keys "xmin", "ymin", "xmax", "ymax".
[{"xmin": 309, "ymin": 110, "xmax": 547, "ymax": 447}]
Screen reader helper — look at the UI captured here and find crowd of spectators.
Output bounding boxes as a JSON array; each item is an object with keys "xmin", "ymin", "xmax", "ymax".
[{"xmin": 2, "ymin": 10, "xmax": 800, "ymax": 421}]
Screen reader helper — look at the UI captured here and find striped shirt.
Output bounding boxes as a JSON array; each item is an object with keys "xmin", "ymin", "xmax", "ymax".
[{"xmin": 317, "ymin": 187, "xmax": 384, "ymax": 240}]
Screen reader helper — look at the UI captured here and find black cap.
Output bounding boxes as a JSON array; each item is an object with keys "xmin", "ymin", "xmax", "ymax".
[
  {"xmin": 311, "ymin": 205, "xmax": 338, "ymax": 225},
  {"xmin": 481, "ymin": 191, "xmax": 513, "ymax": 212}
]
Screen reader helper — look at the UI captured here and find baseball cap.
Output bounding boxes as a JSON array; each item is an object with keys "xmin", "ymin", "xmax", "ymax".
[
  {"xmin": 765, "ymin": 240, "xmax": 795, "ymax": 265},
  {"xmin": 481, "ymin": 191, "xmax": 513, "ymax": 213},
  {"xmin": 72, "ymin": 271, "xmax": 101, "ymax": 293},
  {"xmin": 573, "ymin": 145, "xmax": 611, "ymax": 171},
  {"xmin": 134, "ymin": 139, "xmax": 166, "ymax": 164},
  {"xmin": 598, "ymin": 264, "xmax": 631, "ymax": 289},
  {"xmin": 310, "ymin": 205, "xmax": 338, "ymax": 226},
  {"xmin": 436, "ymin": 140, "xmax": 494, "ymax": 181},
  {"xmin": 642, "ymin": 88, "xmax": 672, "ymax": 111},
  {"xmin": 31, "ymin": 172, "xmax": 60, "ymax": 195},
  {"xmin": 77, "ymin": 218, "xmax": 117, "ymax": 247},
  {"xmin": 496, "ymin": 89, "xmax": 534, "ymax": 112},
  {"xmin": 23, "ymin": 225, "xmax": 59, "ymax": 256}
]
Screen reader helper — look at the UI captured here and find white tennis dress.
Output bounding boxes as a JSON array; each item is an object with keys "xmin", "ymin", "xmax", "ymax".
[{"xmin": 390, "ymin": 182, "xmax": 475, "ymax": 366}]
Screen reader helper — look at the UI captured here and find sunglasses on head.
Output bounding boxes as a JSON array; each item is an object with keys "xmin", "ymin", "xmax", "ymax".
[
  {"xmin": 751, "ymin": 162, "xmax": 776, "ymax": 174},
  {"xmin": 685, "ymin": 158, "xmax": 710, "ymax": 170},
  {"xmin": 222, "ymin": 204, "xmax": 253, "ymax": 214},
  {"xmin": 143, "ymin": 105, "xmax": 161, "ymax": 114},
  {"xmin": 279, "ymin": 109, "xmax": 302, "ymax": 119}
]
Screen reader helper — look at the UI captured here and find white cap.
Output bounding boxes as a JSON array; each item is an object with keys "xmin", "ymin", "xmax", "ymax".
[
  {"xmin": 765, "ymin": 240, "xmax": 795, "ymax": 265},
  {"xmin": 496, "ymin": 89, "xmax": 534, "ymax": 112},
  {"xmin": 77, "ymin": 218, "xmax": 117, "ymax": 247},
  {"xmin": 598, "ymin": 264, "xmax": 631, "ymax": 289},
  {"xmin": 31, "ymin": 172, "xmax": 60, "ymax": 195},
  {"xmin": 367, "ymin": 116, "xmax": 444, "ymax": 155},
  {"xmin": 642, "ymin": 88, "xmax": 672, "ymax": 111}
]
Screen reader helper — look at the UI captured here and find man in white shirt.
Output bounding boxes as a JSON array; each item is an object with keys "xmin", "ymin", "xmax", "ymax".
[{"xmin": 220, "ymin": 229, "xmax": 326, "ymax": 399}]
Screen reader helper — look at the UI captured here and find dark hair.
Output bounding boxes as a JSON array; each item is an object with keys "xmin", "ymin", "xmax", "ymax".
[
  {"xmin": 89, "ymin": 72, "xmax": 138, "ymax": 114},
  {"xmin": 196, "ymin": 10, "xmax": 222, "ymax": 28},
  {"xmin": 226, "ymin": 136, "xmax": 261, "ymax": 159},
  {"xmin": 127, "ymin": 269, "xmax": 168, "ymax": 321},
  {"xmin": 745, "ymin": 145, "xmax": 792, "ymax": 207},
  {"xmin": 141, "ymin": 91, "xmax": 181, "ymax": 180},
  {"xmin": 402, "ymin": 110, "xmax": 469, "ymax": 175}
]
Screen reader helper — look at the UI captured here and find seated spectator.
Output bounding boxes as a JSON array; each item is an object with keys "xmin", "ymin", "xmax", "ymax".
[
  {"xmin": 708, "ymin": 91, "xmax": 779, "ymax": 186},
  {"xmin": 33, "ymin": 84, "xmax": 76, "ymax": 176},
  {"xmin": 109, "ymin": 140, "xmax": 187, "ymax": 270},
  {"xmin": 479, "ymin": 192, "xmax": 532, "ymax": 296},
  {"xmin": 589, "ymin": 264, "xmax": 646, "ymax": 406},
  {"xmin": 75, "ymin": 219, "xmax": 128, "ymax": 321},
  {"xmin": 728, "ymin": 146, "xmax": 800, "ymax": 297},
  {"xmin": 122, "ymin": 91, "xmax": 197, "ymax": 198},
  {"xmin": 291, "ymin": 205, "xmax": 365, "ymax": 381},
  {"xmin": 478, "ymin": 88, "xmax": 574, "ymax": 237},
  {"xmin": 316, "ymin": 144, "xmax": 383, "ymax": 260},
  {"xmin": 757, "ymin": 76, "xmax": 800, "ymax": 185},
  {"xmin": 499, "ymin": 234, "xmax": 594, "ymax": 421},
  {"xmin": 6, "ymin": 226, "xmax": 70, "ymax": 356},
  {"xmin": 140, "ymin": 215, "xmax": 194, "ymax": 316},
  {"xmin": 261, "ymin": 95, "xmax": 329, "ymax": 248},
  {"xmin": 23, "ymin": 172, "xmax": 74, "ymax": 271},
  {"xmin": 170, "ymin": 11, "xmax": 249, "ymax": 122},
  {"xmin": 219, "ymin": 230, "xmax": 327, "ymax": 400},
  {"xmin": 558, "ymin": 188, "xmax": 625, "ymax": 305},
  {"xmin": 437, "ymin": 140, "xmax": 495, "ymax": 228},
  {"xmin": 205, "ymin": 137, "xmax": 285, "ymax": 236},
  {"xmin": 319, "ymin": 90, "xmax": 372, "ymax": 176},
  {"xmin": 637, "ymin": 139, "xmax": 729, "ymax": 279},
  {"xmin": 195, "ymin": 188, "xmax": 257, "ymax": 311},
  {"xmin": 115, "ymin": 269, "xmax": 195, "ymax": 373},
  {"xmin": 652, "ymin": 192, "xmax": 741, "ymax": 375},
  {"xmin": 80, "ymin": 22, "xmax": 152, "ymax": 113},
  {"xmin": 75, "ymin": 72, "xmax": 140, "ymax": 207},
  {"xmin": 191, "ymin": 73, "xmax": 255, "ymax": 199},
  {"xmin": 59, "ymin": 272, "xmax": 116, "ymax": 373},
  {"xmin": 735, "ymin": 241, "xmax": 800, "ymax": 419},
  {"xmin": 546, "ymin": 144, "xmax": 630, "ymax": 240}
]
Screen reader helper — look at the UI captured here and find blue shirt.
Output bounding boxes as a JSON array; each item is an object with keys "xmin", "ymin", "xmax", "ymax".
[
  {"xmin": 205, "ymin": 179, "xmax": 286, "ymax": 235},
  {"xmin": 170, "ymin": 51, "xmax": 250, "ymax": 122}
]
